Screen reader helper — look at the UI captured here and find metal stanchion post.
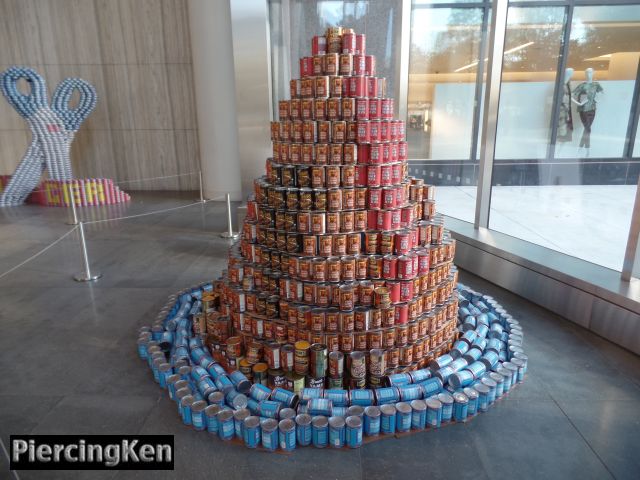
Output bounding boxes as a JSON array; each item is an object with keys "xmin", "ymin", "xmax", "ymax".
[
  {"xmin": 74, "ymin": 221, "xmax": 101, "ymax": 282},
  {"xmin": 219, "ymin": 193, "xmax": 239, "ymax": 239},
  {"xmin": 198, "ymin": 170, "xmax": 205, "ymax": 203},
  {"xmin": 65, "ymin": 182, "xmax": 79, "ymax": 225}
]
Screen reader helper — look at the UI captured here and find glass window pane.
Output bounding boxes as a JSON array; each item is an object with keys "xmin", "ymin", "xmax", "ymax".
[
  {"xmin": 489, "ymin": 5, "xmax": 640, "ymax": 272},
  {"xmin": 407, "ymin": 6, "xmax": 485, "ymax": 223},
  {"xmin": 494, "ymin": 7, "xmax": 565, "ymax": 160},
  {"xmin": 556, "ymin": 5, "xmax": 640, "ymax": 159}
]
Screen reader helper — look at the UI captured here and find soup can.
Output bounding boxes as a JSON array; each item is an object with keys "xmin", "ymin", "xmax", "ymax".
[
  {"xmin": 217, "ymin": 409, "xmax": 235, "ymax": 441},
  {"xmin": 438, "ymin": 392, "xmax": 454, "ymax": 422},
  {"xmin": 453, "ymin": 392, "xmax": 469, "ymax": 422},
  {"xmin": 261, "ymin": 418, "xmax": 278, "ymax": 451},
  {"xmin": 279, "ymin": 418, "xmax": 296, "ymax": 451},
  {"xmin": 295, "ymin": 413, "xmax": 313, "ymax": 446},
  {"xmin": 312, "ymin": 415, "xmax": 329, "ymax": 448},
  {"xmin": 345, "ymin": 415, "xmax": 363, "ymax": 448},
  {"xmin": 243, "ymin": 416, "xmax": 261, "ymax": 448},
  {"xmin": 395, "ymin": 402, "xmax": 412, "ymax": 432},
  {"xmin": 204, "ymin": 404, "xmax": 221, "ymax": 433},
  {"xmin": 364, "ymin": 405, "xmax": 381, "ymax": 436},
  {"xmin": 308, "ymin": 398, "xmax": 333, "ymax": 416},
  {"xmin": 425, "ymin": 398, "xmax": 442, "ymax": 428},
  {"xmin": 380, "ymin": 403, "xmax": 397, "ymax": 434},
  {"xmin": 410, "ymin": 399, "xmax": 427, "ymax": 429},
  {"xmin": 329, "ymin": 416, "xmax": 346, "ymax": 448},
  {"xmin": 464, "ymin": 387, "xmax": 479, "ymax": 416}
]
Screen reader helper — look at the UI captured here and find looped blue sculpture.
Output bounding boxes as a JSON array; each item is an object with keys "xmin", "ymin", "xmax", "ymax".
[{"xmin": 0, "ymin": 66, "xmax": 97, "ymax": 206}]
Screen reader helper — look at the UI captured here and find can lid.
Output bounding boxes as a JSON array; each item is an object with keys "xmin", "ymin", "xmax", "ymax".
[
  {"xmin": 345, "ymin": 415, "xmax": 362, "ymax": 428},
  {"xmin": 295, "ymin": 413, "xmax": 312, "ymax": 426},
  {"xmin": 233, "ymin": 408, "xmax": 250, "ymax": 421},
  {"xmin": 244, "ymin": 416, "xmax": 261, "ymax": 429},
  {"xmin": 425, "ymin": 398, "xmax": 442, "ymax": 410},
  {"xmin": 279, "ymin": 408, "xmax": 296, "ymax": 420},
  {"xmin": 437, "ymin": 393, "xmax": 453, "ymax": 405},
  {"xmin": 312, "ymin": 415, "xmax": 329, "ymax": 428},
  {"xmin": 474, "ymin": 383, "xmax": 490, "ymax": 394},
  {"xmin": 364, "ymin": 405, "xmax": 381, "ymax": 418},
  {"xmin": 379, "ymin": 403, "xmax": 397, "ymax": 415},
  {"xmin": 328, "ymin": 416, "xmax": 345, "ymax": 428},
  {"xmin": 463, "ymin": 387, "xmax": 478, "ymax": 400},
  {"xmin": 167, "ymin": 374, "xmax": 181, "ymax": 384},
  {"xmin": 489, "ymin": 372, "xmax": 504, "ymax": 384},
  {"xmin": 346, "ymin": 405, "xmax": 364, "ymax": 416},
  {"xmin": 481, "ymin": 377, "xmax": 497, "ymax": 389},
  {"xmin": 453, "ymin": 392, "xmax": 468, "ymax": 404},
  {"xmin": 204, "ymin": 404, "xmax": 221, "ymax": 417},
  {"xmin": 279, "ymin": 418, "xmax": 295, "ymax": 431},
  {"xmin": 191, "ymin": 400, "xmax": 207, "ymax": 412},
  {"xmin": 262, "ymin": 418, "xmax": 278, "ymax": 432},
  {"xmin": 208, "ymin": 391, "xmax": 225, "ymax": 403},
  {"xmin": 410, "ymin": 399, "xmax": 427, "ymax": 411},
  {"xmin": 217, "ymin": 408, "xmax": 234, "ymax": 422},
  {"xmin": 395, "ymin": 402, "xmax": 411, "ymax": 414},
  {"xmin": 180, "ymin": 395, "xmax": 195, "ymax": 406}
]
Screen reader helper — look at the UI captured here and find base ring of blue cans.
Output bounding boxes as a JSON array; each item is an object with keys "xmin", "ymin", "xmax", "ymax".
[{"xmin": 138, "ymin": 282, "xmax": 528, "ymax": 451}]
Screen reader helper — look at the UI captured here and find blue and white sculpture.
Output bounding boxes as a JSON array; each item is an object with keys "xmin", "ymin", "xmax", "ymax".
[{"xmin": 0, "ymin": 66, "xmax": 97, "ymax": 206}]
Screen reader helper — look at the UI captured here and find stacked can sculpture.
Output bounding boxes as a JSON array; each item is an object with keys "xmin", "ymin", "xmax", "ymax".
[
  {"xmin": 0, "ymin": 66, "xmax": 129, "ymax": 207},
  {"xmin": 138, "ymin": 27, "xmax": 527, "ymax": 451}
]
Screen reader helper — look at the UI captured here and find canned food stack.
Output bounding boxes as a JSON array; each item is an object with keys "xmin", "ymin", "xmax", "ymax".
[
  {"xmin": 138, "ymin": 280, "xmax": 527, "ymax": 451},
  {"xmin": 216, "ymin": 27, "xmax": 461, "ymax": 392}
]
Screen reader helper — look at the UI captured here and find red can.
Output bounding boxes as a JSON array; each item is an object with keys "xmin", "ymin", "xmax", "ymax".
[
  {"xmin": 369, "ymin": 99, "xmax": 381, "ymax": 120},
  {"xmin": 367, "ymin": 210, "xmax": 379, "ymax": 230},
  {"xmin": 389, "ymin": 122, "xmax": 398, "ymax": 142},
  {"xmin": 353, "ymin": 55, "xmax": 366, "ymax": 75},
  {"xmin": 300, "ymin": 57, "xmax": 312, "ymax": 77},
  {"xmin": 356, "ymin": 98, "xmax": 369, "ymax": 120},
  {"xmin": 397, "ymin": 122, "xmax": 406, "ymax": 141},
  {"xmin": 401, "ymin": 205, "xmax": 414, "ymax": 226},
  {"xmin": 397, "ymin": 255, "xmax": 414, "ymax": 280},
  {"xmin": 382, "ymin": 187, "xmax": 396, "ymax": 209},
  {"xmin": 380, "ymin": 164, "xmax": 392, "ymax": 186},
  {"xmin": 398, "ymin": 141, "xmax": 408, "ymax": 160},
  {"xmin": 312, "ymin": 35, "xmax": 327, "ymax": 55},
  {"xmin": 342, "ymin": 32, "xmax": 356, "ymax": 54},
  {"xmin": 395, "ymin": 303, "xmax": 409, "ymax": 325},
  {"xmin": 382, "ymin": 254, "xmax": 398, "ymax": 280},
  {"xmin": 368, "ymin": 187, "xmax": 382, "ymax": 209},
  {"xmin": 365, "ymin": 55, "xmax": 376, "ymax": 76},
  {"xmin": 381, "ymin": 143, "xmax": 391, "ymax": 163},
  {"xmin": 399, "ymin": 280, "xmax": 414, "ymax": 303},
  {"xmin": 349, "ymin": 76, "xmax": 367, "ymax": 98},
  {"xmin": 343, "ymin": 145, "xmax": 357, "ymax": 166},
  {"xmin": 369, "ymin": 121, "xmax": 381, "ymax": 143},
  {"xmin": 392, "ymin": 163, "xmax": 403, "ymax": 184},
  {"xmin": 391, "ymin": 208, "xmax": 402, "ymax": 230},
  {"xmin": 357, "ymin": 144, "xmax": 370, "ymax": 164},
  {"xmin": 377, "ymin": 209, "xmax": 392, "ymax": 231},
  {"xmin": 342, "ymin": 98, "xmax": 355, "ymax": 120},
  {"xmin": 369, "ymin": 144, "xmax": 382, "ymax": 164},
  {"xmin": 339, "ymin": 54, "xmax": 353, "ymax": 75},
  {"xmin": 356, "ymin": 34, "xmax": 366, "ymax": 55},
  {"xmin": 355, "ymin": 165, "xmax": 368, "ymax": 186},
  {"xmin": 367, "ymin": 165, "xmax": 381, "ymax": 187},
  {"xmin": 395, "ymin": 230, "xmax": 411, "ymax": 254},
  {"xmin": 381, "ymin": 99, "xmax": 394, "ymax": 119},
  {"xmin": 387, "ymin": 281, "xmax": 401, "ymax": 303},
  {"xmin": 390, "ymin": 142, "xmax": 399, "ymax": 162},
  {"xmin": 357, "ymin": 121, "xmax": 370, "ymax": 144},
  {"xmin": 380, "ymin": 122, "xmax": 391, "ymax": 143},
  {"xmin": 367, "ymin": 77, "xmax": 378, "ymax": 98}
]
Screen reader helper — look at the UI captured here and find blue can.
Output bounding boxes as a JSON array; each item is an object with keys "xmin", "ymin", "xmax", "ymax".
[
  {"xmin": 398, "ymin": 384, "xmax": 423, "ymax": 401},
  {"xmin": 312, "ymin": 415, "xmax": 329, "ymax": 448},
  {"xmin": 271, "ymin": 387, "xmax": 299, "ymax": 408},
  {"xmin": 137, "ymin": 337, "xmax": 149, "ymax": 359},
  {"xmin": 308, "ymin": 398, "xmax": 333, "ymax": 416},
  {"xmin": 231, "ymin": 408, "xmax": 248, "ymax": 437},
  {"xmin": 180, "ymin": 395, "xmax": 195, "ymax": 425},
  {"xmin": 297, "ymin": 404, "xmax": 309, "ymax": 414},
  {"xmin": 374, "ymin": 386, "xmax": 400, "ymax": 405},
  {"xmin": 247, "ymin": 398, "xmax": 260, "ymax": 415},
  {"xmin": 435, "ymin": 365, "xmax": 455, "ymax": 383},
  {"xmin": 350, "ymin": 389, "xmax": 374, "ymax": 407},
  {"xmin": 449, "ymin": 358, "xmax": 469, "ymax": 372},
  {"xmin": 428, "ymin": 354, "xmax": 454, "ymax": 371},
  {"xmin": 475, "ymin": 383, "xmax": 490, "ymax": 412},
  {"xmin": 166, "ymin": 374, "xmax": 181, "ymax": 399},
  {"xmin": 437, "ymin": 393, "xmax": 454, "ymax": 422},
  {"xmin": 328, "ymin": 416, "xmax": 345, "ymax": 448},
  {"xmin": 332, "ymin": 406, "xmax": 348, "ymax": 417},
  {"xmin": 229, "ymin": 370, "xmax": 252, "ymax": 394},
  {"xmin": 324, "ymin": 389, "xmax": 350, "ymax": 406},
  {"xmin": 463, "ymin": 387, "xmax": 479, "ymax": 416},
  {"xmin": 448, "ymin": 370, "xmax": 474, "ymax": 389},
  {"xmin": 278, "ymin": 419, "xmax": 296, "ymax": 451},
  {"xmin": 418, "ymin": 377, "xmax": 443, "ymax": 397},
  {"xmin": 257, "ymin": 400, "xmax": 282, "ymax": 419},
  {"xmin": 207, "ymin": 362, "xmax": 226, "ymax": 380},
  {"xmin": 300, "ymin": 387, "xmax": 324, "ymax": 404},
  {"xmin": 395, "ymin": 402, "xmax": 412, "ymax": 432},
  {"xmin": 460, "ymin": 330, "xmax": 477, "ymax": 345},
  {"xmin": 345, "ymin": 416, "xmax": 363, "ymax": 448},
  {"xmin": 243, "ymin": 416, "xmax": 261, "ymax": 448},
  {"xmin": 178, "ymin": 365, "xmax": 191, "ymax": 381},
  {"xmin": 489, "ymin": 372, "xmax": 505, "ymax": 398},
  {"xmin": 450, "ymin": 340, "xmax": 469, "ymax": 358},
  {"xmin": 197, "ymin": 377, "xmax": 217, "ymax": 398},
  {"xmin": 217, "ymin": 409, "xmax": 235, "ymax": 440},
  {"xmin": 204, "ymin": 404, "xmax": 221, "ymax": 433},
  {"xmin": 191, "ymin": 400, "xmax": 207, "ymax": 431},
  {"xmin": 158, "ymin": 364, "xmax": 173, "ymax": 388},
  {"xmin": 364, "ymin": 406, "xmax": 381, "ymax": 436},
  {"xmin": 346, "ymin": 405, "xmax": 364, "ymax": 418},
  {"xmin": 295, "ymin": 414, "xmax": 312, "ymax": 446},
  {"xmin": 486, "ymin": 338, "xmax": 503, "ymax": 354},
  {"xmin": 410, "ymin": 399, "xmax": 427, "ymax": 429},
  {"xmin": 497, "ymin": 367, "xmax": 513, "ymax": 392},
  {"xmin": 480, "ymin": 350, "xmax": 500, "ymax": 370},
  {"xmin": 480, "ymin": 377, "xmax": 497, "ymax": 404},
  {"xmin": 426, "ymin": 398, "xmax": 442, "ymax": 428},
  {"xmin": 510, "ymin": 358, "xmax": 526, "ymax": 382},
  {"xmin": 385, "ymin": 372, "xmax": 412, "ymax": 386},
  {"xmin": 279, "ymin": 407, "xmax": 296, "ymax": 420},
  {"xmin": 261, "ymin": 418, "xmax": 278, "ymax": 451},
  {"xmin": 513, "ymin": 352, "xmax": 528, "ymax": 375},
  {"xmin": 215, "ymin": 374, "xmax": 234, "ymax": 394},
  {"xmin": 462, "ymin": 346, "xmax": 483, "ymax": 364},
  {"xmin": 190, "ymin": 366, "xmax": 209, "ymax": 382},
  {"xmin": 208, "ymin": 391, "xmax": 225, "ymax": 406},
  {"xmin": 408, "ymin": 368, "xmax": 431, "ymax": 383},
  {"xmin": 226, "ymin": 389, "xmax": 248, "ymax": 410},
  {"xmin": 249, "ymin": 383, "xmax": 272, "ymax": 402},
  {"xmin": 453, "ymin": 392, "xmax": 469, "ymax": 422},
  {"xmin": 467, "ymin": 361, "xmax": 487, "ymax": 379},
  {"xmin": 475, "ymin": 324, "xmax": 489, "ymax": 338}
]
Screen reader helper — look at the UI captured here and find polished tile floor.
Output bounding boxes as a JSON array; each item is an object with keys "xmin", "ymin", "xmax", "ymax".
[{"xmin": 0, "ymin": 193, "xmax": 639, "ymax": 480}]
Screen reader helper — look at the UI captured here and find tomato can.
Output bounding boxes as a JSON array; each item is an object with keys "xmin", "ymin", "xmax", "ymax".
[
  {"xmin": 356, "ymin": 98, "xmax": 369, "ymax": 120},
  {"xmin": 312, "ymin": 35, "xmax": 327, "ymax": 55},
  {"xmin": 349, "ymin": 76, "xmax": 367, "ymax": 98},
  {"xmin": 327, "ymin": 98, "xmax": 341, "ymax": 121},
  {"xmin": 330, "ymin": 144, "xmax": 343, "ymax": 164},
  {"xmin": 365, "ymin": 55, "xmax": 376, "ymax": 76},
  {"xmin": 377, "ymin": 209, "xmax": 392, "ymax": 231},
  {"xmin": 367, "ymin": 165, "xmax": 382, "ymax": 187},
  {"xmin": 353, "ymin": 54, "xmax": 366, "ymax": 75},
  {"xmin": 324, "ymin": 53, "xmax": 339, "ymax": 75},
  {"xmin": 382, "ymin": 254, "xmax": 398, "ymax": 280},
  {"xmin": 343, "ymin": 146, "xmax": 357, "ymax": 167},
  {"xmin": 357, "ymin": 121, "xmax": 370, "ymax": 143},
  {"xmin": 399, "ymin": 281, "xmax": 414, "ymax": 303},
  {"xmin": 339, "ymin": 54, "xmax": 353, "ymax": 75},
  {"xmin": 369, "ymin": 99, "xmax": 381, "ymax": 120},
  {"xmin": 330, "ymin": 76, "xmax": 343, "ymax": 97},
  {"xmin": 326, "ymin": 212, "xmax": 340, "ymax": 234},
  {"xmin": 381, "ymin": 99, "xmax": 394, "ymax": 119},
  {"xmin": 357, "ymin": 144, "xmax": 370, "ymax": 164},
  {"xmin": 342, "ymin": 98, "xmax": 355, "ymax": 120},
  {"xmin": 319, "ymin": 234, "xmax": 333, "ymax": 256}
]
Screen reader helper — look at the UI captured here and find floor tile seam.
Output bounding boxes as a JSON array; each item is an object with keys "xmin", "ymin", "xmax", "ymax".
[{"xmin": 549, "ymin": 395, "xmax": 618, "ymax": 480}]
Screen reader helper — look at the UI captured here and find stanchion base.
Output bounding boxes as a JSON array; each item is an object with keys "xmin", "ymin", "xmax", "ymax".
[
  {"xmin": 74, "ymin": 272, "xmax": 102, "ymax": 282},
  {"xmin": 219, "ymin": 232, "xmax": 239, "ymax": 239}
]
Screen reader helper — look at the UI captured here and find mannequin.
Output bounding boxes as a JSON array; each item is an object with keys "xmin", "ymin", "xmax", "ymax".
[
  {"xmin": 557, "ymin": 68, "xmax": 574, "ymax": 142},
  {"xmin": 573, "ymin": 68, "xmax": 603, "ymax": 151}
]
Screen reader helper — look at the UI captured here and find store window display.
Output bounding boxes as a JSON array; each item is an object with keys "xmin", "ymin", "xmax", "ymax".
[{"xmin": 572, "ymin": 68, "xmax": 603, "ymax": 153}]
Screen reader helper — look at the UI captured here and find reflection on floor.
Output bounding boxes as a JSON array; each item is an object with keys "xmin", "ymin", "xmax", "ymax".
[
  {"xmin": 0, "ymin": 192, "xmax": 638, "ymax": 479},
  {"xmin": 434, "ymin": 185, "xmax": 635, "ymax": 271}
]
